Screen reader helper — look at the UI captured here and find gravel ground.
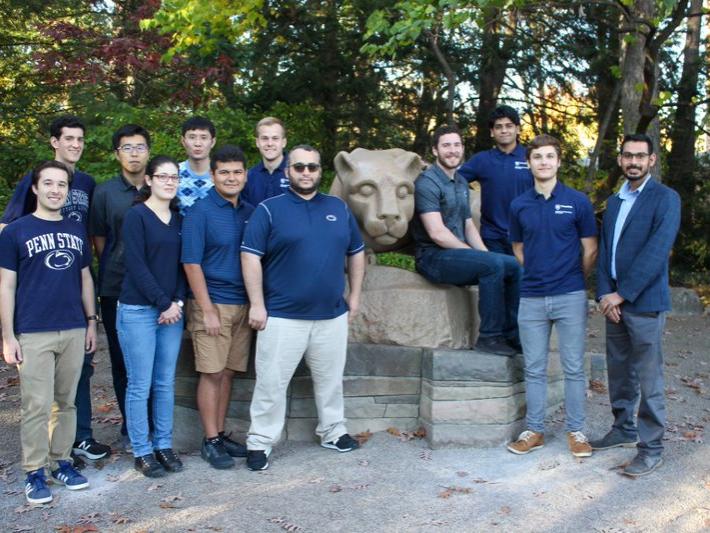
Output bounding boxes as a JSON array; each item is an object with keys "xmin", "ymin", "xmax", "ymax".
[{"xmin": 0, "ymin": 310, "xmax": 708, "ymax": 533}]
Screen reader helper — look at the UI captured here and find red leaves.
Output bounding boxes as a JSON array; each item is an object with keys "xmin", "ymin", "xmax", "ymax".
[{"xmin": 386, "ymin": 426, "xmax": 427, "ymax": 442}]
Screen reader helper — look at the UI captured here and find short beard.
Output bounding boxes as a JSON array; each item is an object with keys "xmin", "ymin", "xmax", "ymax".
[
  {"xmin": 436, "ymin": 156, "xmax": 461, "ymax": 171},
  {"xmin": 290, "ymin": 178, "xmax": 321, "ymax": 196},
  {"xmin": 625, "ymin": 173, "xmax": 644, "ymax": 181}
]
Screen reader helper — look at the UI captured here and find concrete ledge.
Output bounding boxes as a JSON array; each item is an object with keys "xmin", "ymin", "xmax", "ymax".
[
  {"xmin": 419, "ymin": 419, "xmax": 526, "ymax": 449},
  {"xmin": 286, "ymin": 417, "xmax": 420, "ymax": 442}
]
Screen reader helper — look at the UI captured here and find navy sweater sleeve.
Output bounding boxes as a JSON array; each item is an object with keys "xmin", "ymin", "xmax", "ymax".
[
  {"xmin": 121, "ymin": 207, "xmax": 173, "ymax": 312},
  {"xmin": 1, "ymin": 173, "xmax": 35, "ymax": 224}
]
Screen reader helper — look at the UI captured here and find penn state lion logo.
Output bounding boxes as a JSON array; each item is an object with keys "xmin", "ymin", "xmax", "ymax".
[
  {"xmin": 331, "ymin": 148, "xmax": 423, "ymax": 253},
  {"xmin": 44, "ymin": 250, "xmax": 75, "ymax": 270}
]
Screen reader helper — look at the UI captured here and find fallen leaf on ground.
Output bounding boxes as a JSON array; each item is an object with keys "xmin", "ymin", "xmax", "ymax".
[
  {"xmin": 95, "ymin": 404, "xmax": 113, "ymax": 413},
  {"xmin": 438, "ymin": 485, "xmax": 473, "ymax": 498},
  {"xmin": 589, "ymin": 379, "xmax": 607, "ymax": 393},
  {"xmin": 499, "ymin": 505, "xmax": 511, "ymax": 515},
  {"xmin": 419, "ymin": 450, "xmax": 432, "ymax": 461},
  {"xmin": 386, "ymin": 427, "xmax": 401, "ymax": 437},
  {"xmin": 54, "ymin": 525, "xmax": 98, "ymax": 533},
  {"xmin": 413, "ymin": 426, "xmax": 427, "ymax": 438},
  {"xmin": 357, "ymin": 459, "xmax": 369, "ymax": 467},
  {"xmin": 147, "ymin": 483, "xmax": 163, "ymax": 491},
  {"xmin": 354, "ymin": 430, "xmax": 372, "ymax": 445},
  {"xmin": 105, "ymin": 474, "xmax": 120, "ymax": 482},
  {"xmin": 268, "ymin": 517, "xmax": 304, "ymax": 532},
  {"xmin": 329, "ymin": 484, "xmax": 343, "ymax": 492}
]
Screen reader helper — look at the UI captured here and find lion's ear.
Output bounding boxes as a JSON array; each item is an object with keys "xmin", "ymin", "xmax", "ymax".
[
  {"xmin": 331, "ymin": 151, "xmax": 354, "ymax": 196},
  {"xmin": 394, "ymin": 151, "xmax": 424, "ymax": 180}
]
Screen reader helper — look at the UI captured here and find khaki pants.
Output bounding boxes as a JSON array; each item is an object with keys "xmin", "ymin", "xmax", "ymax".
[
  {"xmin": 247, "ymin": 313, "xmax": 349, "ymax": 451},
  {"xmin": 17, "ymin": 329, "xmax": 85, "ymax": 472}
]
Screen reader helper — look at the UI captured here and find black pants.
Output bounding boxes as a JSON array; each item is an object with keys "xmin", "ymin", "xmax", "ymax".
[
  {"xmin": 74, "ymin": 353, "xmax": 94, "ymax": 442},
  {"xmin": 100, "ymin": 297, "xmax": 128, "ymax": 436}
]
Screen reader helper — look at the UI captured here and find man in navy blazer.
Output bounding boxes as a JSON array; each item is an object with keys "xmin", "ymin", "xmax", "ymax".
[{"xmin": 590, "ymin": 133, "xmax": 680, "ymax": 477}]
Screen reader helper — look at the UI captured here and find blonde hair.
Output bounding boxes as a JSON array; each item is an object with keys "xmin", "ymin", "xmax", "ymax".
[{"xmin": 255, "ymin": 117, "xmax": 286, "ymax": 137}]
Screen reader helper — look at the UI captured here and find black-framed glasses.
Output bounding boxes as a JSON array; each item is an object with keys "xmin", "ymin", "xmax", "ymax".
[{"xmin": 290, "ymin": 163, "xmax": 320, "ymax": 173}]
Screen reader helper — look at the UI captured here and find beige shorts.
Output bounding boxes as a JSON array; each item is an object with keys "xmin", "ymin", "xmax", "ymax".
[{"xmin": 187, "ymin": 300, "xmax": 253, "ymax": 373}]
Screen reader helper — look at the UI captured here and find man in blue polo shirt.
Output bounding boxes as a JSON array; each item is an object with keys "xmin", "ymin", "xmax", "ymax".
[
  {"xmin": 176, "ymin": 116, "xmax": 217, "ymax": 215},
  {"xmin": 507, "ymin": 134, "xmax": 598, "ymax": 458},
  {"xmin": 412, "ymin": 125, "xmax": 521, "ymax": 357},
  {"xmin": 241, "ymin": 144, "xmax": 365, "ymax": 471},
  {"xmin": 241, "ymin": 117, "xmax": 288, "ymax": 206},
  {"xmin": 182, "ymin": 145, "xmax": 254, "ymax": 470},
  {"xmin": 459, "ymin": 105, "xmax": 533, "ymax": 255},
  {"xmin": 0, "ymin": 116, "xmax": 111, "ymax": 464}
]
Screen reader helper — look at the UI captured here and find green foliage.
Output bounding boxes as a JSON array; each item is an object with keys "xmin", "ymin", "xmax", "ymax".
[{"xmin": 376, "ymin": 252, "xmax": 416, "ymax": 271}]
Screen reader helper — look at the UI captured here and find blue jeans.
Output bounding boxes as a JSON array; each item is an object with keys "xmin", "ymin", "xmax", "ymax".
[
  {"xmin": 416, "ymin": 248, "xmax": 521, "ymax": 339},
  {"xmin": 518, "ymin": 290, "xmax": 587, "ymax": 433},
  {"xmin": 117, "ymin": 304, "xmax": 183, "ymax": 457}
]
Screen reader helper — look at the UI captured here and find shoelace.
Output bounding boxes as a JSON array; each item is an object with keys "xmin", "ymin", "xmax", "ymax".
[
  {"xmin": 569, "ymin": 431, "xmax": 588, "ymax": 443},
  {"xmin": 518, "ymin": 430, "xmax": 537, "ymax": 441}
]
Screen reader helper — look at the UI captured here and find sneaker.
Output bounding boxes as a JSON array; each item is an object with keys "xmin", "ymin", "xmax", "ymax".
[
  {"xmin": 321, "ymin": 433, "xmax": 360, "ymax": 453},
  {"xmin": 475, "ymin": 336, "xmax": 517, "ymax": 357},
  {"xmin": 589, "ymin": 430, "xmax": 638, "ymax": 450},
  {"xmin": 568, "ymin": 431, "xmax": 592, "ymax": 457},
  {"xmin": 73, "ymin": 438, "xmax": 111, "ymax": 460},
  {"xmin": 220, "ymin": 432, "xmax": 248, "ymax": 458},
  {"xmin": 507, "ymin": 430, "xmax": 544, "ymax": 455},
  {"xmin": 246, "ymin": 449, "xmax": 270, "ymax": 471},
  {"xmin": 155, "ymin": 449, "xmax": 184, "ymax": 473},
  {"xmin": 51, "ymin": 460, "xmax": 89, "ymax": 490},
  {"xmin": 25, "ymin": 469, "xmax": 52, "ymax": 504},
  {"xmin": 201, "ymin": 437, "xmax": 235, "ymax": 470},
  {"xmin": 623, "ymin": 453, "xmax": 663, "ymax": 477},
  {"xmin": 134, "ymin": 454, "xmax": 167, "ymax": 478}
]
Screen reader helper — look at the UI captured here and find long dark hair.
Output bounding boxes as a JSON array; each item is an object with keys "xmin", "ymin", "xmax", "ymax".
[{"xmin": 135, "ymin": 155, "xmax": 180, "ymax": 211}]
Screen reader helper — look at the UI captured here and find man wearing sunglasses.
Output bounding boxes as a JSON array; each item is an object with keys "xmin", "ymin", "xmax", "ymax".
[
  {"xmin": 241, "ymin": 145, "xmax": 365, "ymax": 471},
  {"xmin": 241, "ymin": 117, "xmax": 289, "ymax": 206},
  {"xmin": 590, "ymin": 133, "xmax": 680, "ymax": 476},
  {"xmin": 89, "ymin": 124, "xmax": 151, "ymax": 450}
]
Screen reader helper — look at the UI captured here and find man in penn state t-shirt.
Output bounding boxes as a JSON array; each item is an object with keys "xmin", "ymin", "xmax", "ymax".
[
  {"xmin": 241, "ymin": 144, "xmax": 365, "ymax": 471},
  {"xmin": 0, "ymin": 161, "xmax": 97, "ymax": 504}
]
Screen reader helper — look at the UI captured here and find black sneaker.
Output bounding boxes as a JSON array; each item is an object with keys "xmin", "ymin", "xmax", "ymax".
[
  {"xmin": 589, "ymin": 430, "xmax": 638, "ymax": 450},
  {"xmin": 246, "ymin": 449, "xmax": 270, "ymax": 471},
  {"xmin": 134, "ymin": 454, "xmax": 167, "ymax": 478},
  {"xmin": 73, "ymin": 438, "xmax": 111, "ymax": 460},
  {"xmin": 321, "ymin": 433, "xmax": 359, "ymax": 452},
  {"xmin": 155, "ymin": 449, "xmax": 184, "ymax": 473},
  {"xmin": 220, "ymin": 432, "xmax": 247, "ymax": 458},
  {"xmin": 201, "ymin": 438, "xmax": 235, "ymax": 469},
  {"xmin": 475, "ymin": 336, "xmax": 517, "ymax": 357}
]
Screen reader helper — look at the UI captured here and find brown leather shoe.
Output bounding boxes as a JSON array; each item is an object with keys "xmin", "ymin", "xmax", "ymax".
[
  {"xmin": 507, "ymin": 430, "xmax": 544, "ymax": 454},
  {"xmin": 568, "ymin": 431, "xmax": 592, "ymax": 457}
]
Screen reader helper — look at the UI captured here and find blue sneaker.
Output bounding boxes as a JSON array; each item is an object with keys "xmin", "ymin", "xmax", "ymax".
[
  {"xmin": 51, "ymin": 460, "xmax": 89, "ymax": 490},
  {"xmin": 25, "ymin": 469, "xmax": 53, "ymax": 504}
]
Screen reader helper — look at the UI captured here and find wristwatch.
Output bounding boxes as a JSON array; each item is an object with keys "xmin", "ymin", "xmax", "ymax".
[
  {"xmin": 175, "ymin": 299, "xmax": 184, "ymax": 308},
  {"xmin": 86, "ymin": 314, "xmax": 99, "ymax": 321}
]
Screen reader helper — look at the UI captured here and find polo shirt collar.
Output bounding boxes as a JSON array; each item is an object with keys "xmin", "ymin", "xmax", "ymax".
[
  {"xmin": 534, "ymin": 180, "xmax": 563, "ymax": 199},
  {"xmin": 285, "ymin": 187, "xmax": 322, "ymax": 203},
  {"xmin": 493, "ymin": 143, "xmax": 525, "ymax": 158},
  {"xmin": 208, "ymin": 187, "xmax": 244, "ymax": 209},
  {"xmin": 118, "ymin": 174, "xmax": 141, "ymax": 191},
  {"xmin": 429, "ymin": 163, "xmax": 457, "ymax": 182},
  {"xmin": 618, "ymin": 174, "xmax": 651, "ymax": 200},
  {"xmin": 255, "ymin": 155, "xmax": 287, "ymax": 174}
]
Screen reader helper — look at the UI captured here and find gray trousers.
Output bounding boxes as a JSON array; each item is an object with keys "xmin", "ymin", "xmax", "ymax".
[{"xmin": 605, "ymin": 310, "xmax": 666, "ymax": 457}]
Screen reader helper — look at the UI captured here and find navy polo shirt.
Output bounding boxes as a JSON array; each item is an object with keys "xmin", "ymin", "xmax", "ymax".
[
  {"xmin": 241, "ymin": 189, "xmax": 365, "ymax": 320},
  {"xmin": 412, "ymin": 164, "xmax": 471, "ymax": 256},
  {"xmin": 181, "ymin": 188, "xmax": 254, "ymax": 304},
  {"xmin": 241, "ymin": 157, "xmax": 288, "ymax": 206},
  {"xmin": 509, "ymin": 182, "xmax": 597, "ymax": 297},
  {"xmin": 459, "ymin": 144, "xmax": 533, "ymax": 241},
  {"xmin": 2, "ymin": 169, "xmax": 95, "ymax": 228}
]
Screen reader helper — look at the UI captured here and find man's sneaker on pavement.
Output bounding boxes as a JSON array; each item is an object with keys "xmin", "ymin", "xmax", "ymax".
[
  {"xmin": 25, "ymin": 469, "xmax": 52, "ymax": 504},
  {"xmin": 568, "ymin": 431, "xmax": 592, "ymax": 457},
  {"xmin": 475, "ymin": 336, "xmax": 517, "ymax": 357},
  {"xmin": 507, "ymin": 430, "xmax": 544, "ymax": 454},
  {"xmin": 201, "ymin": 437, "xmax": 234, "ymax": 469},
  {"xmin": 220, "ymin": 432, "xmax": 248, "ymax": 458},
  {"xmin": 623, "ymin": 453, "xmax": 663, "ymax": 477},
  {"xmin": 246, "ymin": 449, "xmax": 270, "ymax": 471},
  {"xmin": 134, "ymin": 454, "xmax": 167, "ymax": 478},
  {"xmin": 589, "ymin": 430, "xmax": 638, "ymax": 450},
  {"xmin": 321, "ymin": 433, "xmax": 360, "ymax": 453},
  {"xmin": 73, "ymin": 438, "xmax": 111, "ymax": 460},
  {"xmin": 155, "ymin": 449, "xmax": 184, "ymax": 473},
  {"xmin": 51, "ymin": 460, "xmax": 89, "ymax": 490}
]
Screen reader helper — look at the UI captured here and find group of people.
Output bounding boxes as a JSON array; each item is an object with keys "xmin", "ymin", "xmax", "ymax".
[
  {"xmin": 415, "ymin": 107, "xmax": 679, "ymax": 477},
  {"xmin": 0, "ymin": 105, "xmax": 680, "ymax": 507}
]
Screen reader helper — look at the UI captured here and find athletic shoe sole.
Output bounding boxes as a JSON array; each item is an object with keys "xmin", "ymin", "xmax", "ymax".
[
  {"xmin": 72, "ymin": 447, "xmax": 109, "ymax": 460},
  {"xmin": 591, "ymin": 441, "xmax": 638, "ymax": 451},
  {"xmin": 506, "ymin": 443, "xmax": 544, "ymax": 455},
  {"xmin": 320, "ymin": 442, "xmax": 356, "ymax": 453},
  {"xmin": 52, "ymin": 475, "xmax": 89, "ymax": 490},
  {"xmin": 623, "ymin": 457, "xmax": 663, "ymax": 477}
]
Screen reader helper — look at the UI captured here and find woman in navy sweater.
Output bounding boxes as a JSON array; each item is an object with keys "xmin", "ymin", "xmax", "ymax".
[{"xmin": 117, "ymin": 155, "xmax": 186, "ymax": 477}]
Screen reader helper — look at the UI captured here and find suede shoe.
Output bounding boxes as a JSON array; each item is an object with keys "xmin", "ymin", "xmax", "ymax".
[
  {"xmin": 220, "ymin": 432, "xmax": 248, "ymax": 458},
  {"xmin": 507, "ymin": 430, "xmax": 544, "ymax": 454},
  {"xmin": 247, "ymin": 449, "xmax": 271, "ymax": 471},
  {"xmin": 623, "ymin": 454, "xmax": 663, "ymax": 477},
  {"xmin": 475, "ymin": 336, "xmax": 517, "ymax": 357},
  {"xmin": 589, "ymin": 430, "xmax": 638, "ymax": 450},
  {"xmin": 25, "ymin": 469, "xmax": 52, "ymax": 504},
  {"xmin": 134, "ymin": 454, "xmax": 167, "ymax": 478},
  {"xmin": 155, "ymin": 449, "xmax": 184, "ymax": 473},
  {"xmin": 321, "ymin": 433, "xmax": 359, "ymax": 453},
  {"xmin": 568, "ymin": 431, "xmax": 592, "ymax": 457},
  {"xmin": 201, "ymin": 437, "xmax": 234, "ymax": 469}
]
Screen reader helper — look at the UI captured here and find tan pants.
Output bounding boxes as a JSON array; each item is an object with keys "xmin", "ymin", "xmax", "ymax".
[
  {"xmin": 247, "ymin": 313, "xmax": 349, "ymax": 451},
  {"xmin": 17, "ymin": 329, "xmax": 85, "ymax": 472}
]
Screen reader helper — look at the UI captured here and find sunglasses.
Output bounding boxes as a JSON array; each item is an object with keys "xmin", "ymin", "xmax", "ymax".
[{"xmin": 290, "ymin": 163, "xmax": 321, "ymax": 173}]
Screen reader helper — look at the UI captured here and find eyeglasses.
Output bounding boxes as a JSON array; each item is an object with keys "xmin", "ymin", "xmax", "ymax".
[
  {"xmin": 290, "ymin": 163, "xmax": 321, "ymax": 173},
  {"xmin": 151, "ymin": 174, "xmax": 179, "ymax": 183},
  {"xmin": 620, "ymin": 152, "xmax": 650, "ymax": 161},
  {"xmin": 118, "ymin": 144, "xmax": 149, "ymax": 154}
]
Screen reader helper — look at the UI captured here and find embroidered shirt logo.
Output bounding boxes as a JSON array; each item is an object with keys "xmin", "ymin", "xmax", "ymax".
[
  {"xmin": 554, "ymin": 203, "xmax": 574, "ymax": 215},
  {"xmin": 44, "ymin": 250, "xmax": 75, "ymax": 270},
  {"xmin": 515, "ymin": 161, "xmax": 530, "ymax": 170},
  {"xmin": 326, "ymin": 214, "xmax": 337, "ymax": 222}
]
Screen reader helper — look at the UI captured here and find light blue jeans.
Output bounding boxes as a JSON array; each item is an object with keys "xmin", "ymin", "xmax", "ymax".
[
  {"xmin": 518, "ymin": 290, "xmax": 588, "ymax": 433},
  {"xmin": 117, "ymin": 304, "xmax": 183, "ymax": 458}
]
